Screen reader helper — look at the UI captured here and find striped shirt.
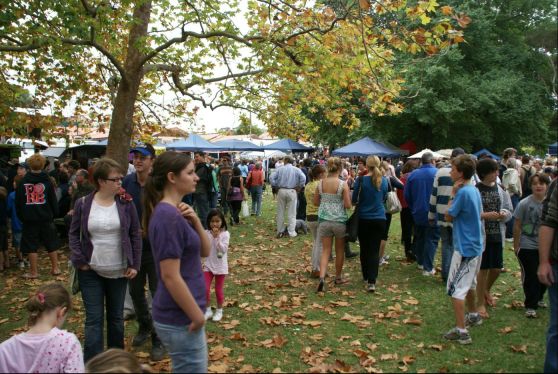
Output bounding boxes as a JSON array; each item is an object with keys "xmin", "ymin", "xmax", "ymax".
[{"xmin": 428, "ymin": 166, "xmax": 453, "ymax": 227}]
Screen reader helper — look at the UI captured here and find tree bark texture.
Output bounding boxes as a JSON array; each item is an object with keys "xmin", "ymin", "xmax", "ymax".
[{"xmin": 106, "ymin": 0, "xmax": 152, "ymax": 170}]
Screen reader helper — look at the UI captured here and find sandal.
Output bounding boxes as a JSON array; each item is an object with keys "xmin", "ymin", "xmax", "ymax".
[
  {"xmin": 22, "ymin": 273, "xmax": 39, "ymax": 279},
  {"xmin": 334, "ymin": 277, "xmax": 349, "ymax": 285}
]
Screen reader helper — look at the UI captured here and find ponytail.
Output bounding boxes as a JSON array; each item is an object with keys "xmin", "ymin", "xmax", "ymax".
[
  {"xmin": 366, "ymin": 156, "xmax": 383, "ymax": 190},
  {"xmin": 25, "ymin": 283, "xmax": 71, "ymax": 327}
]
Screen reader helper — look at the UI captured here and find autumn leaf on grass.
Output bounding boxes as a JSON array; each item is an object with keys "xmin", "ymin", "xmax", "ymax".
[
  {"xmin": 260, "ymin": 334, "xmax": 288, "ymax": 348},
  {"xmin": 380, "ymin": 353, "xmax": 398, "ymax": 361},
  {"xmin": 0, "ymin": 318, "xmax": 9, "ymax": 325},
  {"xmin": 330, "ymin": 300, "xmax": 351, "ymax": 307},
  {"xmin": 350, "ymin": 340, "xmax": 361, "ymax": 346},
  {"xmin": 230, "ymin": 332, "xmax": 247, "ymax": 342},
  {"xmin": 309, "ymin": 334, "xmax": 323, "ymax": 342},
  {"xmin": 402, "ymin": 297, "xmax": 419, "ymax": 306},
  {"xmin": 333, "ymin": 359, "xmax": 353, "ymax": 373},
  {"xmin": 222, "ymin": 319, "xmax": 240, "ymax": 330},
  {"xmin": 302, "ymin": 320, "xmax": 322, "ymax": 328},
  {"xmin": 353, "ymin": 349, "xmax": 377, "ymax": 366},
  {"xmin": 208, "ymin": 363, "xmax": 229, "ymax": 373},
  {"xmin": 403, "ymin": 318, "xmax": 422, "ymax": 326},
  {"xmin": 511, "ymin": 345, "xmax": 528, "ymax": 354},
  {"xmin": 429, "ymin": 344, "xmax": 443, "ymax": 351},
  {"xmin": 366, "ymin": 343, "xmax": 378, "ymax": 351},
  {"xmin": 238, "ymin": 364, "xmax": 258, "ymax": 373},
  {"xmin": 338, "ymin": 336, "xmax": 351, "ymax": 342},
  {"xmin": 498, "ymin": 326, "xmax": 514, "ymax": 334},
  {"xmin": 401, "ymin": 356, "xmax": 416, "ymax": 365},
  {"xmin": 209, "ymin": 345, "xmax": 231, "ymax": 361}
]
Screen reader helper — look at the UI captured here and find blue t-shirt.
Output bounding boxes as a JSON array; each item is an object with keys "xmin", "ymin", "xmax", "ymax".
[
  {"xmin": 448, "ymin": 185, "xmax": 484, "ymax": 257},
  {"xmin": 6, "ymin": 192, "xmax": 22, "ymax": 232},
  {"xmin": 122, "ymin": 173, "xmax": 143, "ymax": 220},
  {"xmin": 149, "ymin": 202, "xmax": 206, "ymax": 326},
  {"xmin": 352, "ymin": 176, "xmax": 388, "ymax": 220}
]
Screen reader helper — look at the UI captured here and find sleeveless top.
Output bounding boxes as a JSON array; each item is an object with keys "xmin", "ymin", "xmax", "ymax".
[{"xmin": 318, "ymin": 179, "xmax": 347, "ymax": 223}]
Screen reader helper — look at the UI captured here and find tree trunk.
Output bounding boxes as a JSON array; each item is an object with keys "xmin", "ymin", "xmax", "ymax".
[{"xmin": 105, "ymin": 1, "xmax": 152, "ymax": 170}]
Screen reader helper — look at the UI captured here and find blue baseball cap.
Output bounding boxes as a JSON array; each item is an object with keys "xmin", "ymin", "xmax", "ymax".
[{"xmin": 130, "ymin": 144, "xmax": 156, "ymax": 157}]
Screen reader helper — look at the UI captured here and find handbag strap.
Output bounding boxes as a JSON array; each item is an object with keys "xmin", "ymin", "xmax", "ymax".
[{"xmin": 355, "ymin": 177, "xmax": 363, "ymax": 206}]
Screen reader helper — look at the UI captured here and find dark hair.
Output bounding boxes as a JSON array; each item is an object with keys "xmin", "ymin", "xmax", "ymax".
[
  {"xmin": 194, "ymin": 151, "xmax": 206, "ymax": 157},
  {"xmin": 92, "ymin": 158, "xmax": 124, "ymax": 189},
  {"xmin": 309, "ymin": 164, "xmax": 326, "ymax": 181},
  {"xmin": 206, "ymin": 209, "xmax": 227, "ymax": 231},
  {"xmin": 13, "ymin": 175, "xmax": 24, "ymax": 188},
  {"xmin": 68, "ymin": 160, "xmax": 80, "ymax": 170},
  {"xmin": 143, "ymin": 151, "xmax": 192, "ymax": 234},
  {"xmin": 401, "ymin": 159, "xmax": 418, "ymax": 175},
  {"xmin": 58, "ymin": 171, "xmax": 69, "ymax": 184},
  {"xmin": 476, "ymin": 158, "xmax": 499, "ymax": 180},
  {"xmin": 530, "ymin": 173, "xmax": 551, "ymax": 187},
  {"xmin": 521, "ymin": 155, "xmax": 531, "ymax": 164},
  {"xmin": 451, "ymin": 154, "xmax": 476, "ymax": 180},
  {"xmin": 232, "ymin": 166, "xmax": 241, "ymax": 177},
  {"xmin": 25, "ymin": 283, "xmax": 71, "ymax": 326}
]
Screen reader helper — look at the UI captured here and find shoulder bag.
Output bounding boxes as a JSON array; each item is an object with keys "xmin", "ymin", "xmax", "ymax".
[
  {"xmin": 384, "ymin": 177, "xmax": 402, "ymax": 214},
  {"xmin": 346, "ymin": 178, "xmax": 362, "ymax": 243}
]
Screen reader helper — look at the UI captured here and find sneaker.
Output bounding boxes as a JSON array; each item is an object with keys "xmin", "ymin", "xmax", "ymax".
[
  {"xmin": 422, "ymin": 269, "xmax": 436, "ymax": 277},
  {"xmin": 465, "ymin": 313, "xmax": 483, "ymax": 327},
  {"xmin": 367, "ymin": 283, "xmax": 376, "ymax": 293},
  {"xmin": 525, "ymin": 309, "xmax": 537, "ymax": 318},
  {"xmin": 150, "ymin": 341, "xmax": 166, "ymax": 361},
  {"xmin": 204, "ymin": 307, "xmax": 213, "ymax": 321},
  {"xmin": 537, "ymin": 300, "xmax": 547, "ymax": 308},
  {"xmin": 276, "ymin": 232, "xmax": 285, "ymax": 239},
  {"xmin": 212, "ymin": 308, "xmax": 223, "ymax": 322},
  {"xmin": 132, "ymin": 328, "xmax": 151, "ymax": 347},
  {"xmin": 443, "ymin": 327, "xmax": 472, "ymax": 345},
  {"xmin": 379, "ymin": 257, "xmax": 389, "ymax": 266},
  {"xmin": 383, "ymin": 254, "xmax": 390, "ymax": 261}
]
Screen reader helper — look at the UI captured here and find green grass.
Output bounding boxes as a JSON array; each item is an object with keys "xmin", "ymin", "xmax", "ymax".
[{"xmin": 0, "ymin": 188, "xmax": 549, "ymax": 372}]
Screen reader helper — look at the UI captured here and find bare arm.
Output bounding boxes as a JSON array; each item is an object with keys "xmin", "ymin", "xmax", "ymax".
[
  {"xmin": 159, "ymin": 258, "xmax": 205, "ymax": 331},
  {"xmin": 343, "ymin": 182, "xmax": 351, "ymax": 209}
]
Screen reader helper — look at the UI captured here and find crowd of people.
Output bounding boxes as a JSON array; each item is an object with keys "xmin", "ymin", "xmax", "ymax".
[{"xmin": 0, "ymin": 144, "xmax": 556, "ymax": 372}]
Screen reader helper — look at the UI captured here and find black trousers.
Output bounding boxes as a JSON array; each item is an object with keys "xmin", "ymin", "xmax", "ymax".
[
  {"xmin": 129, "ymin": 239, "xmax": 160, "ymax": 343},
  {"xmin": 517, "ymin": 249, "xmax": 547, "ymax": 309},
  {"xmin": 400, "ymin": 207, "xmax": 415, "ymax": 259},
  {"xmin": 230, "ymin": 200, "xmax": 242, "ymax": 224},
  {"xmin": 358, "ymin": 219, "xmax": 386, "ymax": 284},
  {"xmin": 296, "ymin": 190, "xmax": 307, "ymax": 220}
]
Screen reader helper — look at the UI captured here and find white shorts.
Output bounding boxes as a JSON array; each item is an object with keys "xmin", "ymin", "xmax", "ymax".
[{"xmin": 446, "ymin": 251, "xmax": 481, "ymax": 300}]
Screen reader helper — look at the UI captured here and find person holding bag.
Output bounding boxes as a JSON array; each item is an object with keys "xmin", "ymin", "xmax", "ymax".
[{"xmin": 352, "ymin": 156, "xmax": 388, "ymax": 293}]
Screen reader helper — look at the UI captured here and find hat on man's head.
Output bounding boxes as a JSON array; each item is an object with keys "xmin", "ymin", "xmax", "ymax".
[
  {"xmin": 130, "ymin": 143, "xmax": 156, "ymax": 158},
  {"xmin": 451, "ymin": 147, "xmax": 465, "ymax": 158}
]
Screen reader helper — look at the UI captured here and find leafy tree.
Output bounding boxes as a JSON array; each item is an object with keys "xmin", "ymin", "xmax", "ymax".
[
  {"xmin": 234, "ymin": 113, "xmax": 263, "ymax": 136},
  {"xmin": 0, "ymin": 0, "xmax": 465, "ymax": 167}
]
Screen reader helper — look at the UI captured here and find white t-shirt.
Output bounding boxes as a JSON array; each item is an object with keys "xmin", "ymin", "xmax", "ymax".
[{"xmin": 88, "ymin": 200, "xmax": 126, "ymax": 278}]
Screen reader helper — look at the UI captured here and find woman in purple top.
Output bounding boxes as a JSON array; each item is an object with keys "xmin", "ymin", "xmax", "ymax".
[{"xmin": 143, "ymin": 151, "xmax": 210, "ymax": 373}]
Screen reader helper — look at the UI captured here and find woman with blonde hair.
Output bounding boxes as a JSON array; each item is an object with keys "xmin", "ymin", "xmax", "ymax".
[
  {"xmin": 314, "ymin": 157, "xmax": 352, "ymax": 292},
  {"xmin": 352, "ymin": 156, "xmax": 388, "ymax": 292}
]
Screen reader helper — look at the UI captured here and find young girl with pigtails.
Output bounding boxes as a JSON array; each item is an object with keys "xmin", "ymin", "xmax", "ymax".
[{"xmin": 0, "ymin": 282, "xmax": 84, "ymax": 372}]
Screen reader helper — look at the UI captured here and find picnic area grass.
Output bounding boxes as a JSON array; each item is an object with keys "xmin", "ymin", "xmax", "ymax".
[{"xmin": 0, "ymin": 188, "xmax": 549, "ymax": 372}]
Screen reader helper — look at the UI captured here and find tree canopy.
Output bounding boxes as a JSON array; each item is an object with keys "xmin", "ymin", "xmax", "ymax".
[{"xmin": 0, "ymin": 0, "xmax": 465, "ymax": 166}]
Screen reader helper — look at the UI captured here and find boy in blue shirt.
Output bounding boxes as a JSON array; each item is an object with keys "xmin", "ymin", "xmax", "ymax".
[{"xmin": 444, "ymin": 155, "xmax": 484, "ymax": 344}]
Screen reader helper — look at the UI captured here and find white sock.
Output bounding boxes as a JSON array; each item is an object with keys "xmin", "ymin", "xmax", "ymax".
[{"xmin": 457, "ymin": 327, "xmax": 468, "ymax": 333}]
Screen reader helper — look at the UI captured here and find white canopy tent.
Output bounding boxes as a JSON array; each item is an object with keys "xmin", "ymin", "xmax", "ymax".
[{"xmin": 408, "ymin": 148, "xmax": 446, "ymax": 159}]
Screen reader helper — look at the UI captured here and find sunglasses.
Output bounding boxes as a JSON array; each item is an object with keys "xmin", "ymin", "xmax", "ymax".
[{"xmin": 104, "ymin": 177, "xmax": 123, "ymax": 183}]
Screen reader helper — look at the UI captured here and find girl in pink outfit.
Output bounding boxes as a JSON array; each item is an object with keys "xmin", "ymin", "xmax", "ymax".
[
  {"xmin": 0, "ymin": 283, "xmax": 84, "ymax": 373},
  {"xmin": 203, "ymin": 209, "xmax": 230, "ymax": 322}
]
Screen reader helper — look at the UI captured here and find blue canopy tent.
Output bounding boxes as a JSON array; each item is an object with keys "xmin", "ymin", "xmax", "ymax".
[
  {"xmin": 473, "ymin": 148, "xmax": 500, "ymax": 160},
  {"xmin": 261, "ymin": 139, "xmax": 314, "ymax": 152},
  {"xmin": 548, "ymin": 142, "xmax": 558, "ymax": 156},
  {"xmin": 165, "ymin": 134, "xmax": 222, "ymax": 152},
  {"xmin": 212, "ymin": 139, "xmax": 262, "ymax": 151},
  {"xmin": 331, "ymin": 137, "xmax": 402, "ymax": 157}
]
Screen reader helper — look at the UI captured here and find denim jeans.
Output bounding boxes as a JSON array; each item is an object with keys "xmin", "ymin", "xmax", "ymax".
[
  {"xmin": 250, "ymin": 185, "xmax": 263, "ymax": 216},
  {"xmin": 154, "ymin": 322, "xmax": 208, "ymax": 373},
  {"xmin": 544, "ymin": 263, "xmax": 558, "ymax": 373},
  {"xmin": 129, "ymin": 241, "xmax": 160, "ymax": 343},
  {"xmin": 78, "ymin": 269, "xmax": 127, "ymax": 362},
  {"xmin": 439, "ymin": 226, "xmax": 454, "ymax": 281},
  {"xmin": 193, "ymin": 193, "xmax": 210, "ymax": 229},
  {"xmin": 414, "ymin": 224, "xmax": 440, "ymax": 272}
]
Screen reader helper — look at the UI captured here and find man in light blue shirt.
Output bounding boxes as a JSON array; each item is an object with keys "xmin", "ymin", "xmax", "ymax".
[
  {"xmin": 270, "ymin": 156, "xmax": 306, "ymax": 237},
  {"xmin": 239, "ymin": 160, "xmax": 249, "ymax": 178}
]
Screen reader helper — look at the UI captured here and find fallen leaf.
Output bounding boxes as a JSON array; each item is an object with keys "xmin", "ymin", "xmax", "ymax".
[
  {"xmin": 381, "ymin": 353, "xmax": 398, "ymax": 361},
  {"xmin": 338, "ymin": 336, "xmax": 351, "ymax": 341},
  {"xmin": 208, "ymin": 363, "xmax": 228, "ymax": 372},
  {"xmin": 272, "ymin": 369, "xmax": 282, "ymax": 373},
  {"xmin": 429, "ymin": 344, "xmax": 443, "ymax": 351},
  {"xmin": 399, "ymin": 365, "xmax": 409, "ymax": 372},
  {"xmin": 238, "ymin": 364, "xmax": 257, "ymax": 373},
  {"xmin": 309, "ymin": 334, "xmax": 323, "ymax": 342},
  {"xmin": 401, "ymin": 355, "xmax": 415, "ymax": 365},
  {"xmin": 350, "ymin": 340, "xmax": 361, "ymax": 346},
  {"xmin": 0, "ymin": 318, "xmax": 9, "ymax": 325},
  {"xmin": 222, "ymin": 319, "xmax": 240, "ymax": 330},
  {"xmin": 303, "ymin": 320, "xmax": 322, "ymax": 328},
  {"xmin": 403, "ymin": 318, "xmax": 422, "ymax": 326},
  {"xmin": 511, "ymin": 345, "xmax": 528, "ymax": 354},
  {"xmin": 209, "ymin": 345, "xmax": 231, "ymax": 361},
  {"xmin": 366, "ymin": 343, "xmax": 378, "ymax": 351},
  {"xmin": 498, "ymin": 326, "xmax": 514, "ymax": 334},
  {"xmin": 402, "ymin": 297, "xmax": 419, "ymax": 305}
]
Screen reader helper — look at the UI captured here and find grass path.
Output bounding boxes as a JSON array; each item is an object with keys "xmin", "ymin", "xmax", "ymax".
[{"xmin": 0, "ymin": 189, "xmax": 549, "ymax": 372}]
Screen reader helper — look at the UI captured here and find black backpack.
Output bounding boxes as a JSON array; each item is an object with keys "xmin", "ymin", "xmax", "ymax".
[{"xmin": 521, "ymin": 165, "xmax": 534, "ymax": 198}]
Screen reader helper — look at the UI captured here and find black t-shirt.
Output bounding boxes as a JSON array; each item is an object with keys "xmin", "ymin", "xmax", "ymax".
[{"xmin": 476, "ymin": 182, "xmax": 501, "ymax": 243}]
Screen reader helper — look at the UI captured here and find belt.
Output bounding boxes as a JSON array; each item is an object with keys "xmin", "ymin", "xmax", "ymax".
[{"xmin": 279, "ymin": 187, "xmax": 295, "ymax": 190}]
